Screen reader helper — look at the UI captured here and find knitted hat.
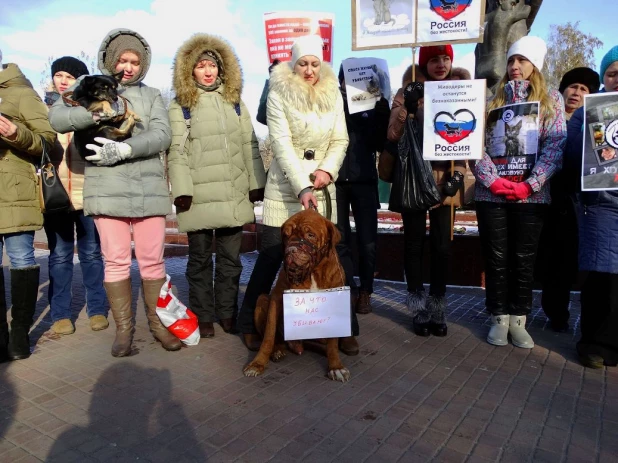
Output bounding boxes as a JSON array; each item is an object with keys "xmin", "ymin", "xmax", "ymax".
[
  {"xmin": 290, "ymin": 35, "xmax": 324, "ymax": 66},
  {"xmin": 507, "ymin": 36, "xmax": 547, "ymax": 72},
  {"xmin": 51, "ymin": 56, "xmax": 89, "ymax": 79},
  {"xmin": 103, "ymin": 33, "xmax": 149, "ymax": 83},
  {"xmin": 559, "ymin": 67, "xmax": 600, "ymax": 94},
  {"xmin": 419, "ymin": 45, "xmax": 453, "ymax": 67},
  {"xmin": 600, "ymin": 46, "xmax": 618, "ymax": 81}
]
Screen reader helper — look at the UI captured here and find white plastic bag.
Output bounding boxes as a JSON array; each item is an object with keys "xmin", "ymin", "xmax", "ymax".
[{"xmin": 156, "ymin": 275, "xmax": 200, "ymax": 346}]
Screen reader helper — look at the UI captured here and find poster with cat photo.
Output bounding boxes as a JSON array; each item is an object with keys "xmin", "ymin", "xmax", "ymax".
[
  {"xmin": 581, "ymin": 93, "xmax": 618, "ymax": 191},
  {"xmin": 341, "ymin": 57, "xmax": 391, "ymax": 114},
  {"xmin": 485, "ymin": 102, "xmax": 540, "ymax": 182}
]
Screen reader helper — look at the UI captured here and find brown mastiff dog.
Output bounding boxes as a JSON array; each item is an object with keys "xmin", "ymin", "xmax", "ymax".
[{"xmin": 243, "ymin": 209, "xmax": 351, "ymax": 382}]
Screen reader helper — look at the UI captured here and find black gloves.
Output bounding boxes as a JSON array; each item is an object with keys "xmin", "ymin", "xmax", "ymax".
[
  {"xmin": 403, "ymin": 82, "xmax": 424, "ymax": 115},
  {"xmin": 374, "ymin": 96, "xmax": 390, "ymax": 117},
  {"xmin": 249, "ymin": 188, "xmax": 265, "ymax": 203},
  {"xmin": 268, "ymin": 59, "xmax": 281, "ymax": 74},
  {"xmin": 174, "ymin": 195, "xmax": 192, "ymax": 211},
  {"xmin": 443, "ymin": 171, "xmax": 464, "ymax": 197}
]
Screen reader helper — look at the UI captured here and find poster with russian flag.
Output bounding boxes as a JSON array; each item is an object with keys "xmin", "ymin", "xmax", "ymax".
[
  {"xmin": 422, "ymin": 79, "xmax": 486, "ymax": 161},
  {"xmin": 416, "ymin": 0, "xmax": 483, "ymax": 44}
]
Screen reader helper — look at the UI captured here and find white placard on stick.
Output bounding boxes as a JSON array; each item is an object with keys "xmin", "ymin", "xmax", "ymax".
[
  {"xmin": 416, "ymin": 0, "xmax": 483, "ymax": 44},
  {"xmin": 342, "ymin": 57, "xmax": 391, "ymax": 115},
  {"xmin": 422, "ymin": 79, "xmax": 486, "ymax": 161},
  {"xmin": 283, "ymin": 287, "xmax": 351, "ymax": 341}
]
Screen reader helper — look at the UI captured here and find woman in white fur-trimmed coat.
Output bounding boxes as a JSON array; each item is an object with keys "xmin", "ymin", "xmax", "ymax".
[{"xmin": 237, "ymin": 34, "xmax": 355, "ymax": 352}]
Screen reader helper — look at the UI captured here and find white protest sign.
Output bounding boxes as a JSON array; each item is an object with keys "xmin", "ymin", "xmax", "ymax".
[
  {"xmin": 342, "ymin": 57, "xmax": 391, "ymax": 115},
  {"xmin": 283, "ymin": 287, "xmax": 351, "ymax": 341},
  {"xmin": 423, "ymin": 79, "xmax": 486, "ymax": 161},
  {"xmin": 416, "ymin": 0, "xmax": 483, "ymax": 44}
]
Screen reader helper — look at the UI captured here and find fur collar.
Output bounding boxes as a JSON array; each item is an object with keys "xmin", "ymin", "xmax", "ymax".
[
  {"xmin": 268, "ymin": 62, "xmax": 340, "ymax": 113},
  {"xmin": 173, "ymin": 33, "xmax": 243, "ymax": 108}
]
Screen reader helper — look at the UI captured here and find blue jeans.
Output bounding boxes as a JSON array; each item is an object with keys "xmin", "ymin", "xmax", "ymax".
[
  {"xmin": 0, "ymin": 232, "xmax": 36, "ymax": 269},
  {"xmin": 43, "ymin": 211, "xmax": 107, "ymax": 321}
]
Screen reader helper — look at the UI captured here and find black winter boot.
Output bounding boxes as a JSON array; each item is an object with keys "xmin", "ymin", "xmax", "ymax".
[
  {"xmin": 427, "ymin": 295, "xmax": 448, "ymax": 337},
  {"xmin": 0, "ymin": 268, "xmax": 8, "ymax": 363},
  {"xmin": 8, "ymin": 266, "xmax": 40, "ymax": 360}
]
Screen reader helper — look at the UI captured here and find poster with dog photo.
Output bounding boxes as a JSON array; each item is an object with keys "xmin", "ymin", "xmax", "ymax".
[
  {"xmin": 341, "ymin": 57, "xmax": 391, "ymax": 114},
  {"xmin": 485, "ymin": 102, "xmax": 540, "ymax": 183},
  {"xmin": 352, "ymin": 0, "xmax": 416, "ymax": 50},
  {"xmin": 581, "ymin": 93, "xmax": 618, "ymax": 191},
  {"xmin": 422, "ymin": 79, "xmax": 486, "ymax": 160},
  {"xmin": 416, "ymin": 0, "xmax": 484, "ymax": 44}
]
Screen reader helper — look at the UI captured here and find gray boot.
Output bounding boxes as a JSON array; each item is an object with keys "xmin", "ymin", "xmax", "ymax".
[
  {"xmin": 427, "ymin": 295, "xmax": 447, "ymax": 337},
  {"xmin": 487, "ymin": 315, "xmax": 509, "ymax": 346},
  {"xmin": 407, "ymin": 290, "xmax": 430, "ymax": 337},
  {"xmin": 509, "ymin": 315, "xmax": 534, "ymax": 349}
]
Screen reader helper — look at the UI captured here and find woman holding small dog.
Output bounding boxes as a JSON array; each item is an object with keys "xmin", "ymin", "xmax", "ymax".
[
  {"xmin": 167, "ymin": 34, "xmax": 266, "ymax": 339},
  {"xmin": 44, "ymin": 57, "xmax": 108, "ymax": 337},
  {"xmin": 238, "ymin": 35, "xmax": 358, "ymax": 354},
  {"xmin": 49, "ymin": 29, "xmax": 182, "ymax": 357}
]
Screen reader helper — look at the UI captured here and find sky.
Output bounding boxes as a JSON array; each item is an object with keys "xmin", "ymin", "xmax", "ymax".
[{"xmin": 0, "ymin": 0, "xmax": 614, "ymax": 137}]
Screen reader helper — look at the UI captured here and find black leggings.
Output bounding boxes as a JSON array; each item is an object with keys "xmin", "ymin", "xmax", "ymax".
[{"xmin": 402, "ymin": 206, "xmax": 452, "ymax": 297}]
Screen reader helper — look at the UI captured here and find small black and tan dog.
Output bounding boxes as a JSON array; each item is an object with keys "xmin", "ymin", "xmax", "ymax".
[{"xmin": 68, "ymin": 71, "xmax": 141, "ymax": 159}]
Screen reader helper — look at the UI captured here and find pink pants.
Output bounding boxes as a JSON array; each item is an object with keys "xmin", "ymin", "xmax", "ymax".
[{"xmin": 94, "ymin": 216, "xmax": 166, "ymax": 282}]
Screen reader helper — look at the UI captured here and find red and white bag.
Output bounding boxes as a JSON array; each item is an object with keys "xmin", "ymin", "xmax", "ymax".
[{"xmin": 156, "ymin": 275, "xmax": 200, "ymax": 346}]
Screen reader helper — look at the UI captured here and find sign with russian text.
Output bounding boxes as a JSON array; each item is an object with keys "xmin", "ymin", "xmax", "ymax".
[
  {"xmin": 351, "ymin": 0, "xmax": 483, "ymax": 50},
  {"xmin": 416, "ymin": 0, "xmax": 483, "ymax": 44},
  {"xmin": 341, "ymin": 57, "xmax": 391, "ymax": 114},
  {"xmin": 264, "ymin": 11, "xmax": 334, "ymax": 64},
  {"xmin": 283, "ymin": 287, "xmax": 351, "ymax": 341},
  {"xmin": 486, "ymin": 101, "xmax": 540, "ymax": 182},
  {"xmin": 423, "ymin": 79, "xmax": 485, "ymax": 160},
  {"xmin": 581, "ymin": 93, "xmax": 618, "ymax": 191}
]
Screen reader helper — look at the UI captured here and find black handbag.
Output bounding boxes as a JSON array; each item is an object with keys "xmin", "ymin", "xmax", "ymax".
[
  {"xmin": 38, "ymin": 136, "xmax": 71, "ymax": 214},
  {"xmin": 389, "ymin": 117, "xmax": 442, "ymax": 212}
]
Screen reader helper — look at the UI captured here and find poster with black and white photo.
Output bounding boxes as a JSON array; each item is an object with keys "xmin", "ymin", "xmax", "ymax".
[
  {"xmin": 341, "ymin": 57, "xmax": 391, "ymax": 114},
  {"xmin": 352, "ymin": 0, "xmax": 415, "ymax": 50},
  {"xmin": 486, "ymin": 102, "xmax": 540, "ymax": 183},
  {"xmin": 581, "ymin": 93, "xmax": 618, "ymax": 191}
]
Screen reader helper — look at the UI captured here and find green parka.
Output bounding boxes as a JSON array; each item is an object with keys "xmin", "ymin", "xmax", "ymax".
[
  {"xmin": 168, "ymin": 34, "xmax": 266, "ymax": 232},
  {"xmin": 48, "ymin": 29, "xmax": 172, "ymax": 218},
  {"xmin": 0, "ymin": 64, "xmax": 56, "ymax": 233}
]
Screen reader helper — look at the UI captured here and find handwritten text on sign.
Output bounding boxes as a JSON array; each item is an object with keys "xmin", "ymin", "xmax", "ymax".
[{"xmin": 283, "ymin": 287, "xmax": 351, "ymax": 341}]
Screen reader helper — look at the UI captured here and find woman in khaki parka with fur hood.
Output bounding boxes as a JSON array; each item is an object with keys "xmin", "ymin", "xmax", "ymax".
[
  {"xmin": 387, "ymin": 45, "xmax": 471, "ymax": 340},
  {"xmin": 168, "ymin": 34, "xmax": 266, "ymax": 338}
]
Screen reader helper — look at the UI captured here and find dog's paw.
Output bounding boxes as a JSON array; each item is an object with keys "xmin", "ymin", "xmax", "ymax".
[
  {"xmin": 243, "ymin": 362, "xmax": 265, "ymax": 377},
  {"xmin": 287, "ymin": 340, "xmax": 304, "ymax": 356},
  {"xmin": 328, "ymin": 367, "xmax": 350, "ymax": 383},
  {"xmin": 271, "ymin": 348, "xmax": 286, "ymax": 362}
]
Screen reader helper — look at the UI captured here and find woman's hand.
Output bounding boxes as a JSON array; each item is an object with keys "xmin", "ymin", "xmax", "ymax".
[
  {"xmin": 0, "ymin": 115, "xmax": 18, "ymax": 140},
  {"xmin": 300, "ymin": 191, "xmax": 318, "ymax": 210},
  {"xmin": 311, "ymin": 170, "xmax": 331, "ymax": 189}
]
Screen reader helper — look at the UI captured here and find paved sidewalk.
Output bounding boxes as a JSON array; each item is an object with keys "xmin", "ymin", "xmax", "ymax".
[{"xmin": 0, "ymin": 252, "xmax": 616, "ymax": 463}]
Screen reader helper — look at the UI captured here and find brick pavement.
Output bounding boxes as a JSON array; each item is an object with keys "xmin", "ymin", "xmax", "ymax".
[{"xmin": 0, "ymin": 252, "xmax": 617, "ymax": 462}]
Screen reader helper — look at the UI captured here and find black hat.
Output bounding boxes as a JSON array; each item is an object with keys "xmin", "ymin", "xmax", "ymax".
[
  {"xmin": 559, "ymin": 67, "xmax": 600, "ymax": 94},
  {"xmin": 51, "ymin": 56, "xmax": 89, "ymax": 79}
]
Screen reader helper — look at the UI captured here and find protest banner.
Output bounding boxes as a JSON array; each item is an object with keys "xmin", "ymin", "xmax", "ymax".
[
  {"xmin": 486, "ymin": 101, "xmax": 540, "ymax": 183},
  {"xmin": 581, "ymin": 93, "xmax": 618, "ymax": 191},
  {"xmin": 422, "ymin": 79, "xmax": 485, "ymax": 161},
  {"xmin": 351, "ymin": 0, "xmax": 484, "ymax": 50},
  {"xmin": 416, "ymin": 0, "xmax": 484, "ymax": 45},
  {"xmin": 264, "ymin": 11, "xmax": 334, "ymax": 64},
  {"xmin": 341, "ymin": 57, "xmax": 391, "ymax": 114},
  {"xmin": 283, "ymin": 287, "xmax": 351, "ymax": 341}
]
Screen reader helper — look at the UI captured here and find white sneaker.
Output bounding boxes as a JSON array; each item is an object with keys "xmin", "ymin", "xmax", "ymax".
[
  {"xmin": 487, "ymin": 315, "xmax": 509, "ymax": 346},
  {"xmin": 509, "ymin": 315, "xmax": 534, "ymax": 349}
]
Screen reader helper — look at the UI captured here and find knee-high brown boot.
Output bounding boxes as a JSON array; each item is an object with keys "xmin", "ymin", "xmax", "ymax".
[
  {"xmin": 104, "ymin": 279, "xmax": 134, "ymax": 357},
  {"xmin": 142, "ymin": 278, "xmax": 182, "ymax": 351}
]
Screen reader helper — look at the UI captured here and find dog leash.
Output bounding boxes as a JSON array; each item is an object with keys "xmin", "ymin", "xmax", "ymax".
[{"xmin": 308, "ymin": 173, "xmax": 332, "ymax": 221}]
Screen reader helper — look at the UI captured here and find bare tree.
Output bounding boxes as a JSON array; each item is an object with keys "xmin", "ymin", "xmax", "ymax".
[
  {"xmin": 159, "ymin": 86, "xmax": 175, "ymax": 109},
  {"xmin": 544, "ymin": 22, "xmax": 603, "ymax": 90},
  {"xmin": 475, "ymin": 0, "xmax": 544, "ymax": 89},
  {"xmin": 258, "ymin": 136, "xmax": 273, "ymax": 170}
]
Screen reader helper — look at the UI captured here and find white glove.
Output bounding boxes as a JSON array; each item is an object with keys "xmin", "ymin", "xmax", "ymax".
[{"xmin": 86, "ymin": 137, "xmax": 132, "ymax": 166}]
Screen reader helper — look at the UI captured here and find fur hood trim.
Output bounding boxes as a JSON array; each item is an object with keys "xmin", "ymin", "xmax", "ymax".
[
  {"xmin": 173, "ymin": 33, "xmax": 243, "ymax": 108},
  {"xmin": 268, "ymin": 61, "xmax": 339, "ymax": 114}
]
